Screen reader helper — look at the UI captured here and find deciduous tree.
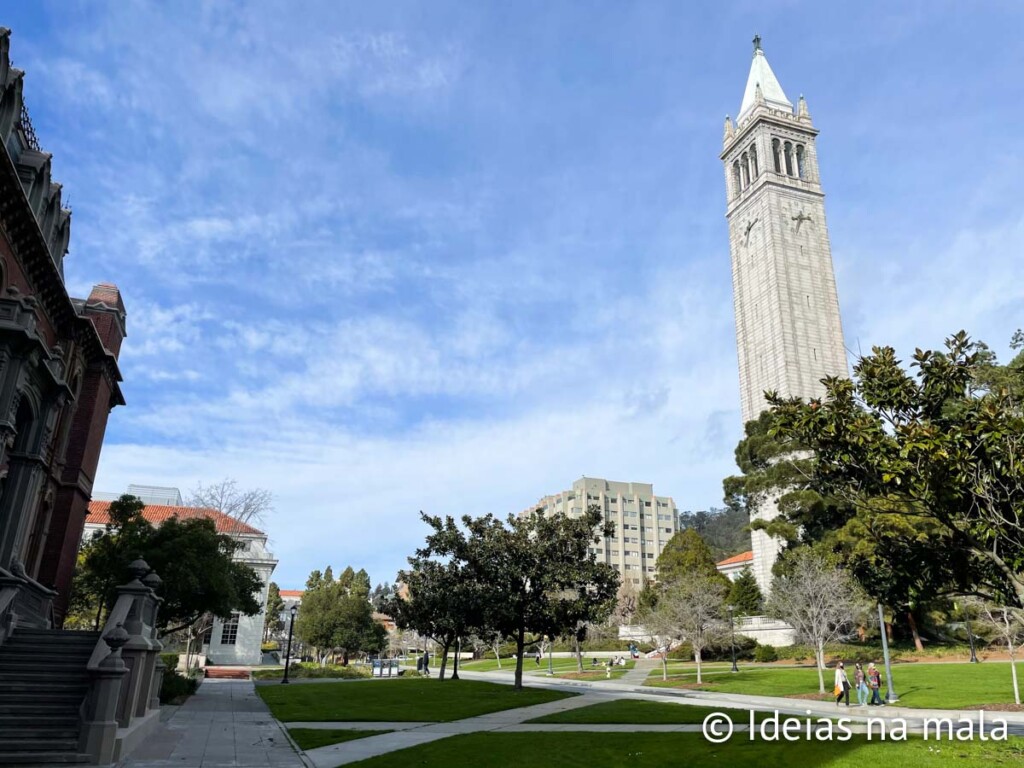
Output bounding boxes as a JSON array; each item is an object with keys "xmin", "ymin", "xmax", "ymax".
[
  {"xmin": 642, "ymin": 572, "xmax": 726, "ymax": 683},
  {"xmin": 766, "ymin": 549, "xmax": 872, "ymax": 693}
]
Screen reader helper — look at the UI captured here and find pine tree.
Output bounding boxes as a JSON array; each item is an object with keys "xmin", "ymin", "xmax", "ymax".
[{"xmin": 727, "ymin": 566, "xmax": 763, "ymax": 616}]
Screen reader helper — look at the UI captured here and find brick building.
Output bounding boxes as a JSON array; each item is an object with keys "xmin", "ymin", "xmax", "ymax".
[{"xmin": 0, "ymin": 27, "xmax": 126, "ymax": 631}]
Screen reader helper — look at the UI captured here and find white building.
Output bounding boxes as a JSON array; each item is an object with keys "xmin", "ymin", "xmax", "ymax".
[
  {"xmin": 722, "ymin": 37, "xmax": 849, "ymax": 593},
  {"xmin": 715, "ymin": 550, "xmax": 754, "ymax": 581},
  {"xmin": 525, "ymin": 477, "xmax": 679, "ymax": 585},
  {"xmin": 85, "ymin": 486, "xmax": 277, "ymax": 666}
]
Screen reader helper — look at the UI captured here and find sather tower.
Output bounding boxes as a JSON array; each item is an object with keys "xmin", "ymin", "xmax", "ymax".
[{"xmin": 721, "ymin": 37, "xmax": 848, "ymax": 591}]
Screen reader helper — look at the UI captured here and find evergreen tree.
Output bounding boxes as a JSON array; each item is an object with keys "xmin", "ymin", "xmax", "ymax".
[
  {"xmin": 264, "ymin": 582, "xmax": 285, "ymax": 641},
  {"xmin": 726, "ymin": 567, "xmax": 763, "ymax": 616},
  {"xmin": 655, "ymin": 529, "xmax": 727, "ymax": 585}
]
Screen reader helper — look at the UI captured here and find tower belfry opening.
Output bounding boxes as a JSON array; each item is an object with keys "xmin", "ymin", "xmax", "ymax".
[{"xmin": 721, "ymin": 38, "xmax": 849, "ymax": 592}]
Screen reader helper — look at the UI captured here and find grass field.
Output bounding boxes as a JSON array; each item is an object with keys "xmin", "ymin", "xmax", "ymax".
[
  {"xmin": 287, "ymin": 728, "xmax": 389, "ymax": 750},
  {"xmin": 346, "ymin": 731, "xmax": 1024, "ymax": 767},
  {"xmin": 460, "ymin": 657, "xmax": 635, "ymax": 678},
  {"xmin": 256, "ymin": 678, "xmax": 575, "ymax": 722},
  {"xmin": 526, "ymin": 699, "xmax": 777, "ymax": 725},
  {"xmin": 645, "ymin": 661, "xmax": 1024, "ymax": 709}
]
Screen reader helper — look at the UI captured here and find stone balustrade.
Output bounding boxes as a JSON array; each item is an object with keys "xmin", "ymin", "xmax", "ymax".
[
  {"xmin": 0, "ymin": 560, "xmax": 56, "ymax": 646},
  {"xmin": 79, "ymin": 558, "xmax": 164, "ymax": 765}
]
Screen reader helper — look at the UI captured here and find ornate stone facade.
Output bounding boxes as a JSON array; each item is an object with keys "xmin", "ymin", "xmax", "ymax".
[
  {"xmin": 721, "ymin": 38, "xmax": 848, "ymax": 592},
  {"xmin": 0, "ymin": 27, "xmax": 126, "ymax": 628}
]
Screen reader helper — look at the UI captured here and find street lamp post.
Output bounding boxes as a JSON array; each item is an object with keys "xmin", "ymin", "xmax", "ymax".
[
  {"xmin": 877, "ymin": 602, "xmax": 899, "ymax": 703},
  {"xmin": 727, "ymin": 605, "xmax": 738, "ymax": 673},
  {"xmin": 282, "ymin": 604, "xmax": 298, "ymax": 684}
]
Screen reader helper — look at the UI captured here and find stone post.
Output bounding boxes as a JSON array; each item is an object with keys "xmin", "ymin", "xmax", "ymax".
[
  {"xmin": 79, "ymin": 623, "xmax": 129, "ymax": 765},
  {"xmin": 116, "ymin": 559, "xmax": 156, "ymax": 727}
]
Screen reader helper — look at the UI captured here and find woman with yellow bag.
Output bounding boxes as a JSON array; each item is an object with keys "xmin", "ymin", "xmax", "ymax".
[{"xmin": 834, "ymin": 661, "xmax": 852, "ymax": 706}]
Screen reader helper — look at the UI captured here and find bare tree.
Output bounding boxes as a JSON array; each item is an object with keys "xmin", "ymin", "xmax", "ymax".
[
  {"xmin": 972, "ymin": 601, "xmax": 1024, "ymax": 705},
  {"xmin": 767, "ymin": 550, "xmax": 872, "ymax": 693},
  {"xmin": 642, "ymin": 572, "xmax": 726, "ymax": 683},
  {"xmin": 612, "ymin": 580, "xmax": 640, "ymax": 626},
  {"xmin": 189, "ymin": 478, "xmax": 274, "ymax": 533}
]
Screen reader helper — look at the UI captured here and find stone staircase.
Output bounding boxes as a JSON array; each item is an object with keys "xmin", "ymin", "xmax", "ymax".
[{"xmin": 0, "ymin": 628, "xmax": 98, "ymax": 765}]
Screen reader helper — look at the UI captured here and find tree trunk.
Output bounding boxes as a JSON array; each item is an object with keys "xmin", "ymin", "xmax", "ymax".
[
  {"xmin": 493, "ymin": 641, "xmax": 502, "ymax": 670},
  {"xmin": 816, "ymin": 642, "xmax": 825, "ymax": 694},
  {"xmin": 452, "ymin": 636, "xmax": 460, "ymax": 680},
  {"xmin": 438, "ymin": 640, "xmax": 451, "ymax": 681},
  {"xmin": 906, "ymin": 611, "xmax": 924, "ymax": 652},
  {"xmin": 513, "ymin": 627, "xmax": 526, "ymax": 689},
  {"xmin": 342, "ymin": 649, "xmax": 349, "ymax": 667},
  {"xmin": 574, "ymin": 635, "xmax": 583, "ymax": 673},
  {"xmin": 885, "ymin": 621, "xmax": 893, "ymax": 643},
  {"xmin": 695, "ymin": 648, "xmax": 702, "ymax": 685},
  {"xmin": 1009, "ymin": 643, "xmax": 1021, "ymax": 706},
  {"xmin": 661, "ymin": 650, "xmax": 668, "ymax": 681}
]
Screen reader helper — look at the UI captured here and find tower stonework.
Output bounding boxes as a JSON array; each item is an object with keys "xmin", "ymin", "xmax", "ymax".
[{"xmin": 721, "ymin": 39, "xmax": 848, "ymax": 592}]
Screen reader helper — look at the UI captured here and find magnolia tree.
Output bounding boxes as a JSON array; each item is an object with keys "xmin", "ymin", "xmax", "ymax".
[
  {"xmin": 643, "ymin": 572, "xmax": 727, "ymax": 683},
  {"xmin": 767, "ymin": 549, "xmax": 872, "ymax": 693}
]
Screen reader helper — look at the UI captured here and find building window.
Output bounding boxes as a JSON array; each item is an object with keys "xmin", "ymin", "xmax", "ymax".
[
  {"xmin": 772, "ymin": 138, "xmax": 782, "ymax": 172},
  {"xmin": 796, "ymin": 145, "xmax": 806, "ymax": 179},
  {"xmin": 220, "ymin": 614, "xmax": 240, "ymax": 645}
]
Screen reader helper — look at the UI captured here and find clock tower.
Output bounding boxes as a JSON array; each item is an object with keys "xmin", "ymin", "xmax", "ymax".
[{"xmin": 721, "ymin": 37, "xmax": 848, "ymax": 591}]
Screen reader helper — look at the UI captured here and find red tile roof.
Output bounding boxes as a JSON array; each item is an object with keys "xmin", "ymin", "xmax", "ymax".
[
  {"xmin": 279, "ymin": 589, "xmax": 304, "ymax": 598},
  {"xmin": 716, "ymin": 550, "xmax": 754, "ymax": 567},
  {"xmin": 87, "ymin": 500, "xmax": 264, "ymax": 536}
]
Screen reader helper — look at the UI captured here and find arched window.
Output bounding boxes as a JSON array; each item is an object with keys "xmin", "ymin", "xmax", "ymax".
[
  {"xmin": 732, "ymin": 161, "xmax": 741, "ymax": 197},
  {"xmin": 740, "ymin": 152, "xmax": 749, "ymax": 188},
  {"xmin": 13, "ymin": 398, "xmax": 37, "ymax": 454},
  {"xmin": 783, "ymin": 142, "xmax": 794, "ymax": 176},
  {"xmin": 796, "ymin": 145, "xmax": 806, "ymax": 179},
  {"xmin": 749, "ymin": 145, "xmax": 759, "ymax": 178},
  {"xmin": 772, "ymin": 139, "xmax": 782, "ymax": 173}
]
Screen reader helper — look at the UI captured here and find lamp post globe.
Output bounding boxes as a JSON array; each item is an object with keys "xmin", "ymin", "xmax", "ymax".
[{"xmin": 282, "ymin": 604, "xmax": 298, "ymax": 684}]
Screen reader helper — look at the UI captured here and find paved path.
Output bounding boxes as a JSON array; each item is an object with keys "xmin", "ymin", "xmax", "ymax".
[
  {"xmin": 117, "ymin": 679, "xmax": 305, "ymax": 768},
  {"xmin": 298, "ymin": 694, "xmax": 605, "ymax": 767},
  {"xmin": 613, "ymin": 658, "xmax": 657, "ymax": 686}
]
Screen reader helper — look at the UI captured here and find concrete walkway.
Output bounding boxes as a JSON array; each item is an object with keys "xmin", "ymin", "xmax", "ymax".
[
  {"xmin": 117, "ymin": 679, "xmax": 305, "ymax": 768},
  {"xmin": 297, "ymin": 694, "xmax": 605, "ymax": 767}
]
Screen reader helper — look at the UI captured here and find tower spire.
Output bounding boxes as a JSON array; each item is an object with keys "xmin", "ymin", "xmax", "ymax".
[{"xmin": 738, "ymin": 36, "xmax": 792, "ymax": 121}]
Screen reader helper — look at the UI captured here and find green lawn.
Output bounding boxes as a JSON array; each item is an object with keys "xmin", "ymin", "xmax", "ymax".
[
  {"xmin": 460, "ymin": 657, "xmax": 635, "ymax": 679},
  {"xmin": 646, "ymin": 661, "xmax": 1024, "ymax": 709},
  {"xmin": 526, "ymin": 699, "xmax": 778, "ymax": 725},
  {"xmin": 257, "ymin": 678, "xmax": 575, "ymax": 722},
  {"xmin": 346, "ymin": 732, "xmax": 1024, "ymax": 767},
  {"xmin": 288, "ymin": 728, "xmax": 389, "ymax": 750}
]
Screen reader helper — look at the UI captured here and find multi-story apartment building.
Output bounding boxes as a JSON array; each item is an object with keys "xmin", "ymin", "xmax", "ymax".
[{"xmin": 526, "ymin": 476, "xmax": 679, "ymax": 585}]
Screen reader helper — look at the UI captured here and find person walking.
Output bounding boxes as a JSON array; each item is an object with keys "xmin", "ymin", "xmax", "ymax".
[
  {"xmin": 867, "ymin": 663, "xmax": 884, "ymax": 706},
  {"xmin": 834, "ymin": 661, "xmax": 852, "ymax": 706},
  {"xmin": 854, "ymin": 662, "xmax": 869, "ymax": 707}
]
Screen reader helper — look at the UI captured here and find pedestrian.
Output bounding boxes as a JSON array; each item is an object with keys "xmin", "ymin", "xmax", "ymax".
[
  {"xmin": 834, "ymin": 661, "xmax": 851, "ymax": 706},
  {"xmin": 867, "ymin": 663, "xmax": 884, "ymax": 706},
  {"xmin": 534, "ymin": 649, "xmax": 541, "ymax": 666},
  {"xmin": 605, "ymin": 659, "xmax": 612, "ymax": 679},
  {"xmin": 854, "ymin": 662, "xmax": 868, "ymax": 707}
]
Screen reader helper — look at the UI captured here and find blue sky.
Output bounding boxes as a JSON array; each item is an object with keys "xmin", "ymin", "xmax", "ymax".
[{"xmin": 5, "ymin": 2, "xmax": 1023, "ymax": 589}]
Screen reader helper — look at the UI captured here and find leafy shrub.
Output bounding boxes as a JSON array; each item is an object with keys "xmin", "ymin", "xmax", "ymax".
[
  {"xmin": 754, "ymin": 645, "xmax": 779, "ymax": 663},
  {"xmin": 261, "ymin": 641, "xmax": 280, "ymax": 652},
  {"xmin": 250, "ymin": 663, "xmax": 372, "ymax": 680},
  {"xmin": 160, "ymin": 668, "xmax": 198, "ymax": 704},
  {"xmin": 159, "ymin": 652, "xmax": 180, "ymax": 670}
]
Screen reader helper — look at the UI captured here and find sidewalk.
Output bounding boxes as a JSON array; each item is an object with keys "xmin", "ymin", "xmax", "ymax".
[
  {"xmin": 297, "ymin": 694, "xmax": 605, "ymax": 767},
  {"xmin": 457, "ymin": 668, "xmax": 1024, "ymax": 727},
  {"xmin": 117, "ymin": 679, "xmax": 305, "ymax": 767}
]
